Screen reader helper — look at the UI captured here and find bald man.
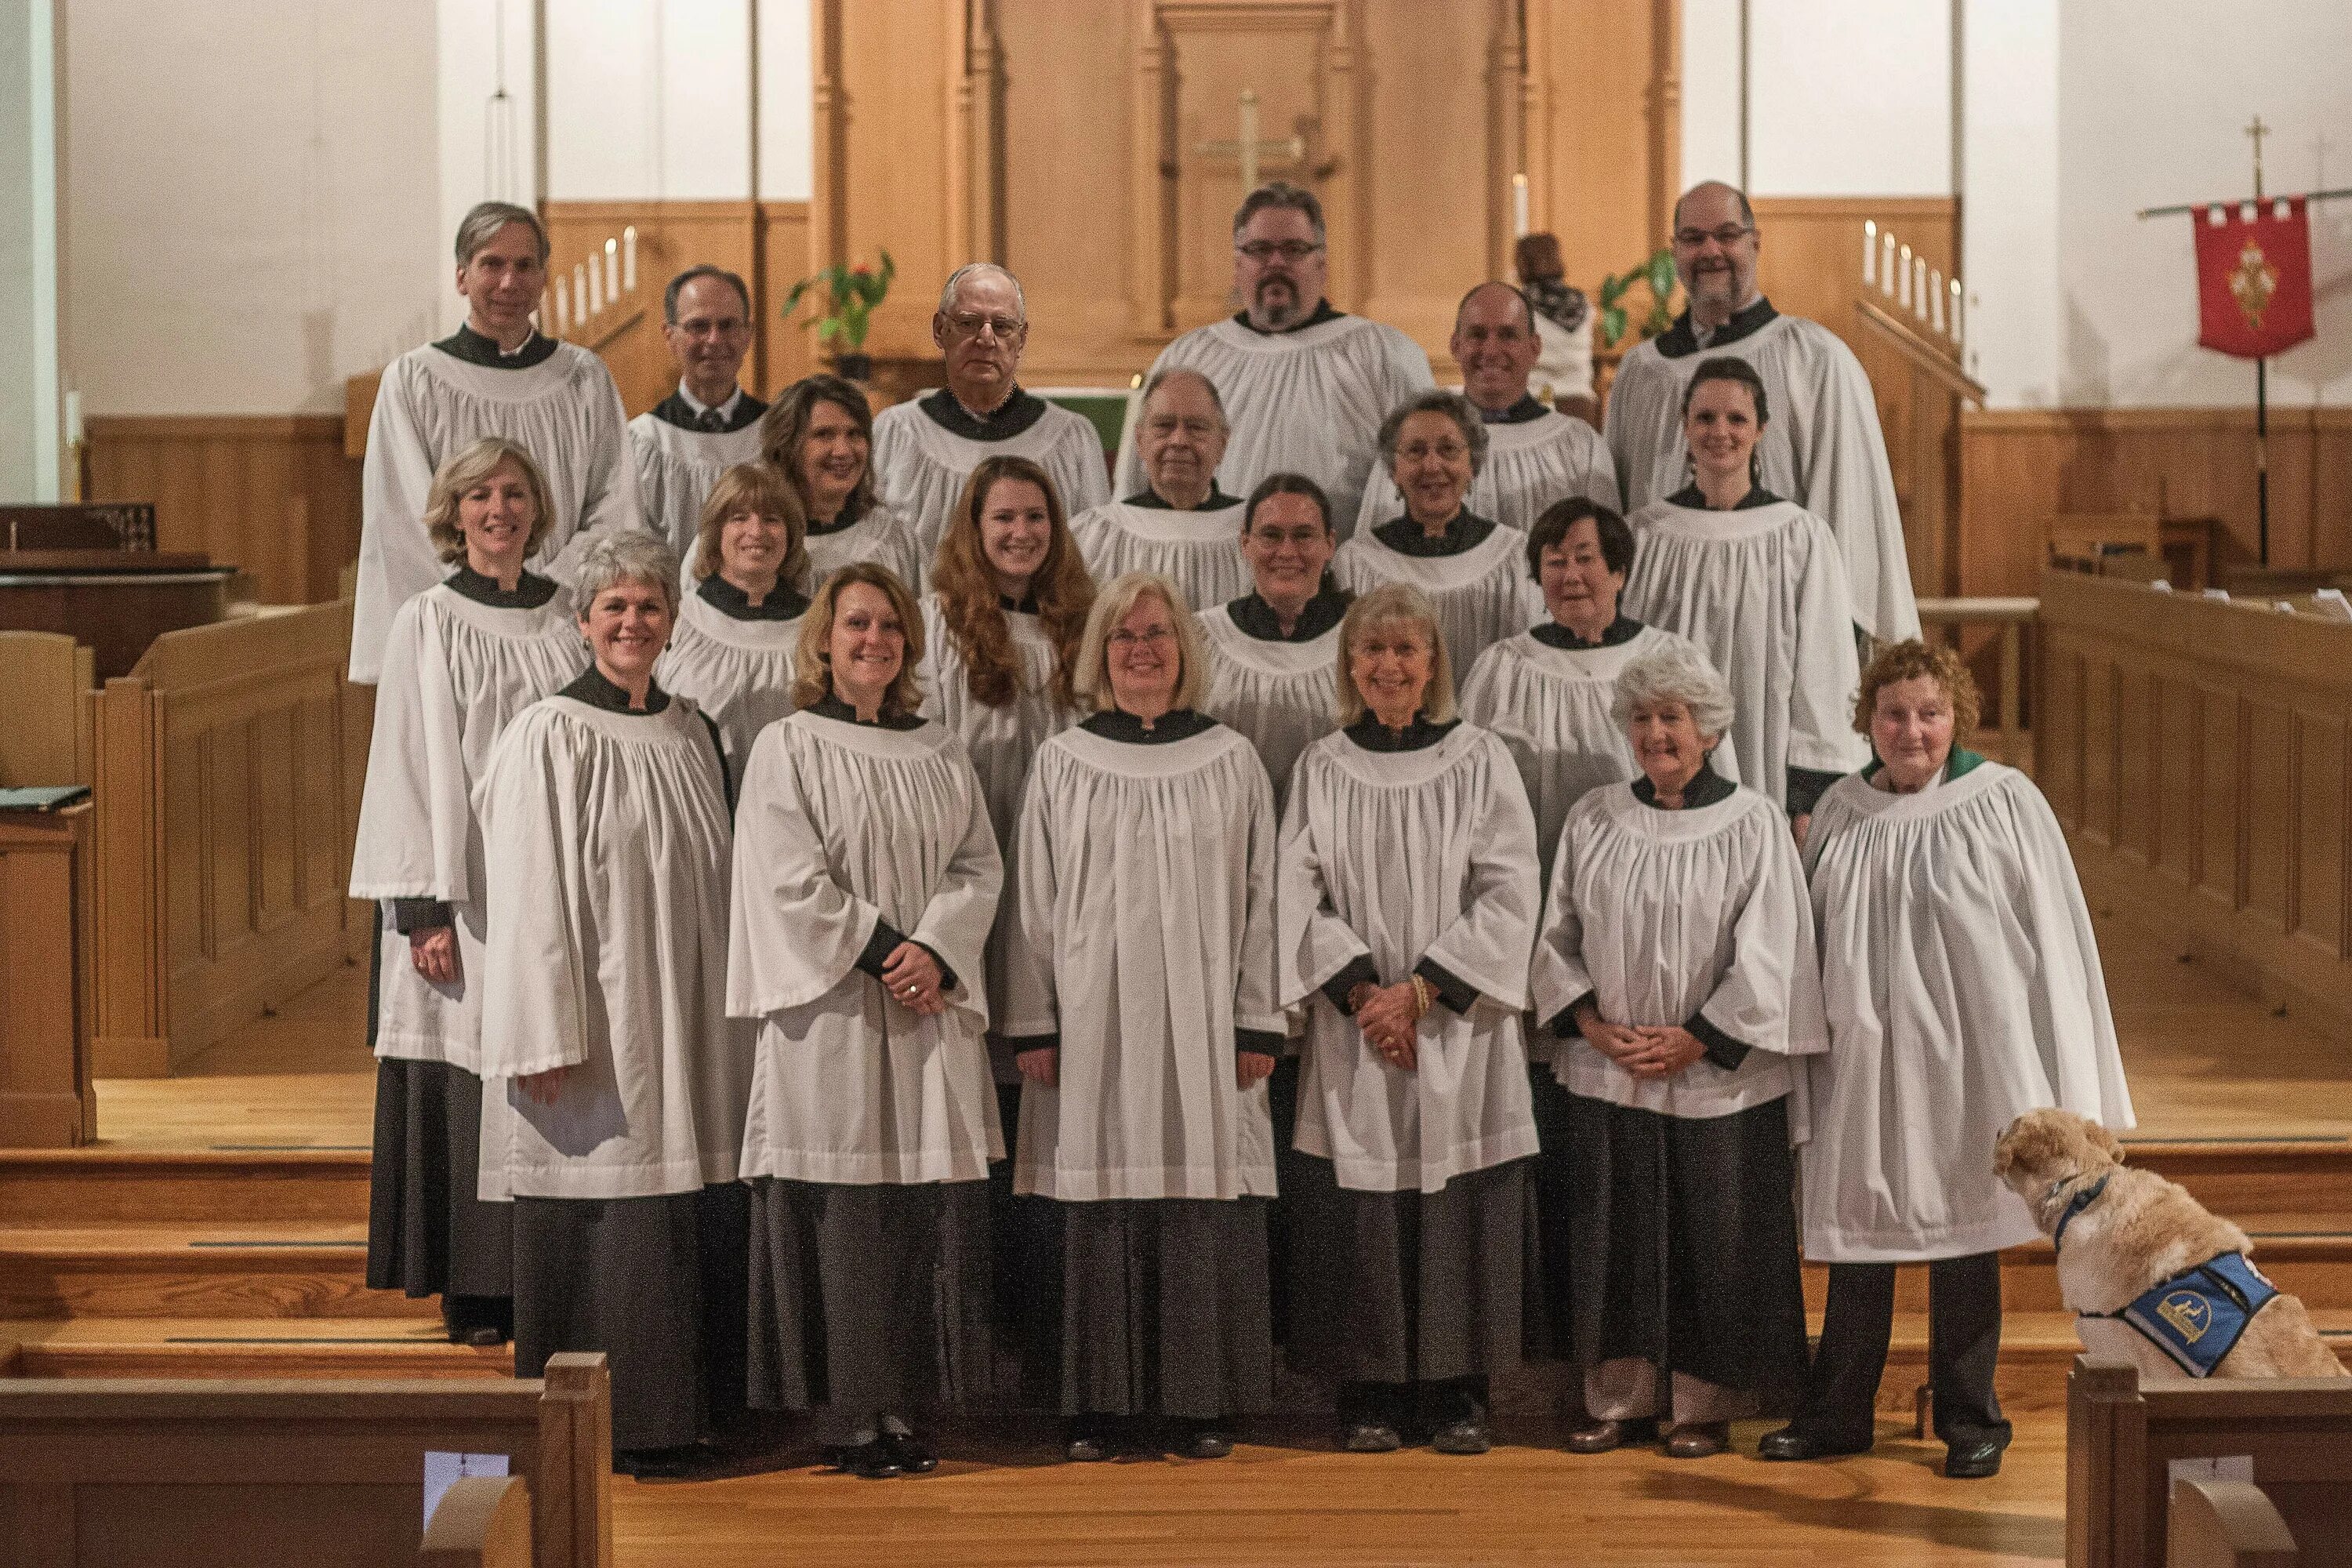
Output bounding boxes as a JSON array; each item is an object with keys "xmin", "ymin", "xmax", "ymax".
[
  {"xmin": 1606, "ymin": 181, "xmax": 1916, "ymax": 644},
  {"xmin": 1070, "ymin": 367, "xmax": 1252, "ymax": 612},
  {"xmin": 1355, "ymin": 282, "xmax": 1617, "ymax": 536}
]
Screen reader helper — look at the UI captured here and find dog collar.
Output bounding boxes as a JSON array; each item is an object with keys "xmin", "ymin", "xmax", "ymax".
[{"xmin": 2052, "ymin": 1173, "xmax": 2110, "ymax": 1251}]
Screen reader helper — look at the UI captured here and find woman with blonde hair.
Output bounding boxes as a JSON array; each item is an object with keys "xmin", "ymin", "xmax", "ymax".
[
  {"xmin": 652, "ymin": 462, "xmax": 812, "ymax": 775},
  {"xmin": 760, "ymin": 373, "xmax": 924, "ymax": 590}
]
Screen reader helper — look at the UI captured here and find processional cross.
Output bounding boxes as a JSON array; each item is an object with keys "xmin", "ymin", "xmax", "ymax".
[{"xmin": 1196, "ymin": 89, "xmax": 1305, "ymax": 191}]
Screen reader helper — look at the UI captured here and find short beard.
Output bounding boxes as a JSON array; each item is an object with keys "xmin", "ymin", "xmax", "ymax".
[{"xmin": 1254, "ymin": 280, "xmax": 1301, "ymax": 328}]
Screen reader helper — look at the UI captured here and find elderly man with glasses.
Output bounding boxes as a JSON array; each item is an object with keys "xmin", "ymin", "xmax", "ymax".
[
  {"xmin": 870, "ymin": 262, "xmax": 1112, "ymax": 583},
  {"xmin": 1604, "ymin": 181, "xmax": 1918, "ymax": 647},
  {"xmin": 1118, "ymin": 182, "xmax": 1432, "ymax": 543}
]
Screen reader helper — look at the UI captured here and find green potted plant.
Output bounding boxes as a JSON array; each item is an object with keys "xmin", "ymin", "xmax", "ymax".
[
  {"xmin": 1596, "ymin": 246, "xmax": 1679, "ymax": 350},
  {"xmin": 781, "ymin": 250, "xmax": 895, "ymax": 382}
]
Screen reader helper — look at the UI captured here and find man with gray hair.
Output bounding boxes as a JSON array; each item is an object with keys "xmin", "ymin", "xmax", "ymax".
[
  {"xmin": 1606, "ymin": 180, "xmax": 1918, "ymax": 644},
  {"xmin": 351, "ymin": 200, "xmax": 643, "ymax": 684},
  {"xmin": 869, "ymin": 261, "xmax": 1110, "ymax": 580},
  {"xmin": 627, "ymin": 266, "xmax": 769, "ymax": 561},
  {"xmin": 1117, "ymin": 181, "xmax": 1432, "ymax": 541},
  {"xmin": 1069, "ymin": 368, "xmax": 1251, "ymax": 612}
]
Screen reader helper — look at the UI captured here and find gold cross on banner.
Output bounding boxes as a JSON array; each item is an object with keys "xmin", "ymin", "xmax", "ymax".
[{"xmin": 1196, "ymin": 89, "xmax": 1305, "ymax": 192}]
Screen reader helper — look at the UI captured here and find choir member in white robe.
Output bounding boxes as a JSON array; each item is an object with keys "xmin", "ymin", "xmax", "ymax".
[
  {"xmin": 1762, "ymin": 642, "xmax": 2134, "ymax": 1480},
  {"xmin": 1530, "ymin": 642, "xmax": 1825, "ymax": 1459},
  {"xmin": 1605, "ymin": 183, "xmax": 1918, "ymax": 644},
  {"xmin": 351, "ymin": 438, "xmax": 586, "ymax": 1346},
  {"xmin": 626, "ymin": 267, "xmax": 768, "ymax": 562},
  {"xmin": 727, "ymin": 563, "xmax": 1004, "ymax": 1481},
  {"xmin": 474, "ymin": 531, "xmax": 753, "ymax": 1472},
  {"xmin": 1278, "ymin": 583, "xmax": 1541, "ymax": 1455},
  {"xmin": 1198, "ymin": 473, "xmax": 1349, "ymax": 809},
  {"xmin": 1621, "ymin": 357, "xmax": 1867, "ymax": 820},
  {"xmin": 352, "ymin": 201, "xmax": 642, "ymax": 684},
  {"xmin": 1334, "ymin": 391, "xmax": 1541, "ymax": 677},
  {"xmin": 760, "ymin": 373, "xmax": 924, "ymax": 591},
  {"xmin": 1516, "ymin": 234, "xmax": 1597, "ymax": 414},
  {"xmin": 869, "ymin": 264, "xmax": 1109, "ymax": 582},
  {"xmin": 1072, "ymin": 368, "xmax": 1250, "ymax": 611},
  {"xmin": 1002, "ymin": 572, "xmax": 1281, "ymax": 1461},
  {"xmin": 652, "ymin": 463, "xmax": 810, "ymax": 774},
  {"xmin": 1116, "ymin": 182, "xmax": 1432, "ymax": 537},
  {"xmin": 1353, "ymin": 285, "xmax": 1616, "ymax": 536}
]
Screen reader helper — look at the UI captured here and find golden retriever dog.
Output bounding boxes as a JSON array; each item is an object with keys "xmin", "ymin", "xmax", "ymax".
[{"xmin": 1993, "ymin": 1109, "xmax": 2345, "ymax": 1381}]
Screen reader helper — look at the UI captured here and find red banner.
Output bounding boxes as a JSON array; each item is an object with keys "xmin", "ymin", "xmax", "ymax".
[{"xmin": 2194, "ymin": 196, "xmax": 2316, "ymax": 358}]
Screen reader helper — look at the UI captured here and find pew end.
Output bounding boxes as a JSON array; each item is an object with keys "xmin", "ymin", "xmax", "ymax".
[
  {"xmin": 2168, "ymin": 1477, "xmax": 2302, "ymax": 1567},
  {"xmin": 422, "ymin": 1475, "xmax": 535, "ymax": 1568}
]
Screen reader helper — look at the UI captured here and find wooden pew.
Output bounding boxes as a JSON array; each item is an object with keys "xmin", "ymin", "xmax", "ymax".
[
  {"xmin": 2069, "ymin": 1355, "xmax": 2352, "ymax": 1567},
  {"xmin": 0, "ymin": 1351, "xmax": 611, "ymax": 1568},
  {"xmin": 2169, "ymin": 1476, "xmax": 2306, "ymax": 1566}
]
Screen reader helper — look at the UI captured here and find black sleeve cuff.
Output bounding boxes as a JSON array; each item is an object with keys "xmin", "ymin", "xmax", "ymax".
[
  {"xmin": 855, "ymin": 917, "xmax": 906, "ymax": 980},
  {"xmin": 390, "ymin": 897, "xmax": 453, "ymax": 934},
  {"xmin": 1687, "ymin": 1011, "xmax": 1752, "ymax": 1071},
  {"xmin": 911, "ymin": 940, "xmax": 958, "ymax": 993},
  {"xmin": 1003, "ymin": 1032, "xmax": 1059, "ymax": 1054},
  {"xmin": 1414, "ymin": 957, "xmax": 1478, "ymax": 1015},
  {"xmin": 1236, "ymin": 1028, "xmax": 1285, "ymax": 1056},
  {"xmin": 1320, "ymin": 953, "xmax": 1382, "ymax": 1013},
  {"xmin": 1785, "ymin": 765, "xmax": 1842, "ymax": 818},
  {"xmin": 1544, "ymin": 991, "xmax": 1595, "ymax": 1040}
]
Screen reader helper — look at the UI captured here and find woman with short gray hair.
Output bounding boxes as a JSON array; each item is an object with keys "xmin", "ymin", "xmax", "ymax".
[{"xmin": 1529, "ymin": 643, "xmax": 1824, "ymax": 1461}]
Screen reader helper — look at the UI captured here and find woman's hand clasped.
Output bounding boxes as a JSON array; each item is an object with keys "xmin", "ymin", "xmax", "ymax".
[
  {"xmin": 880, "ymin": 942, "xmax": 947, "ymax": 1016},
  {"xmin": 408, "ymin": 925, "xmax": 459, "ymax": 985},
  {"xmin": 1354, "ymin": 982, "xmax": 1423, "ymax": 1073}
]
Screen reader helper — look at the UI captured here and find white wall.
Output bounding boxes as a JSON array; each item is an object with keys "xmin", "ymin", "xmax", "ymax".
[
  {"xmin": 755, "ymin": 0, "xmax": 811, "ymax": 202},
  {"xmin": 1746, "ymin": 0, "xmax": 1951, "ymax": 198},
  {"xmin": 1679, "ymin": 0, "xmax": 1744, "ymax": 191},
  {"xmin": 0, "ymin": 0, "xmax": 60, "ymax": 497},
  {"xmin": 1960, "ymin": 0, "xmax": 2060, "ymax": 406},
  {"xmin": 437, "ymin": 0, "xmax": 539, "ymax": 336}
]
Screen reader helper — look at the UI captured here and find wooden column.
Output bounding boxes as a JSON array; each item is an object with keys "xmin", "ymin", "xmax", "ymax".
[{"xmin": 0, "ymin": 802, "xmax": 96, "ymax": 1147}]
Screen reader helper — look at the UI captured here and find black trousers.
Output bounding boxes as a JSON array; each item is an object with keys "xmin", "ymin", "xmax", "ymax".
[{"xmin": 1793, "ymin": 1252, "xmax": 2010, "ymax": 1450}]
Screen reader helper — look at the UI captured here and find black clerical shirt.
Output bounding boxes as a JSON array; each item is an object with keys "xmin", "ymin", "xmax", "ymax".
[{"xmin": 434, "ymin": 322, "xmax": 559, "ymax": 370}]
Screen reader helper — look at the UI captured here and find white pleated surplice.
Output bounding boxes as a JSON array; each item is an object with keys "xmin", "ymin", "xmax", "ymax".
[
  {"xmin": 654, "ymin": 590, "xmax": 801, "ymax": 774},
  {"xmin": 352, "ymin": 342, "xmax": 643, "ymax": 684},
  {"xmin": 869, "ymin": 401, "xmax": 1110, "ymax": 584},
  {"xmin": 626, "ymin": 412, "xmax": 766, "ymax": 562},
  {"xmin": 1354, "ymin": 410, "xmax": 1618, "ymax": 536},
  {"xmin": 1196, "ymin": 604, "xmax": 1342, "ymax": 809},
  {"xmin": 1278, "ymin": 724, "xmax": 1542, "ymax": 1194},
  {"xmin": 349, "ymin": 583, "xmax": 586, "ymax": 1070},
  {"xmin": 1798, "ymin": 762, "xmax": 2136, "ymax": 1262},
  {"xmin": 1530, "ymin": 782, "xmax": 1828, "ymax": 1130},
  {"xmin": 474, "ymin": 694, "xmax": 750, "ymax": 1200},
  {"xmin": 1069, "ymin": 497, "xmax": 1251, "ymax": 614},
  {"xmin": 1331, "ymin": 524, "xmax": 1542, "ymax": 678},
  {"xmin": 1116, "ymin": 315, "xmax": 1435, "ymax": 539},
  {"xmin": 727, "ymin": 710, "xmax": 1006, "ymax": 1186},
  {"xmin": 1003, "ymin": 723, "xmax": 1283, "ymax": 1201},
  {"xmin": 1621, "ymin": 498, "xmax": 1868, "ymax": 808},
  {"xmin": 804, "ymin": 503, "xmax": 924, "ymax": 593},
  {"xmin": 1605, "ymin": 314, "xmax": 1918, "ymax": 641}
]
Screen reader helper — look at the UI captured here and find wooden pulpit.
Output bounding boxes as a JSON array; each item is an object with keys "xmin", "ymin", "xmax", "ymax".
[
  {"xmin": 0, "ymin": 798, "xmax": 96, "ymax": 1148},
  {"xmin": 0, "ymin": 503, "xmax": 237, "ymax": 679}
]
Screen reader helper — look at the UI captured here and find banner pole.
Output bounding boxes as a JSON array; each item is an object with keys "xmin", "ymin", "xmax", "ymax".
[{"xmin": 2256, "ymin": 357, "xmax": 2270, "ymax": 567}]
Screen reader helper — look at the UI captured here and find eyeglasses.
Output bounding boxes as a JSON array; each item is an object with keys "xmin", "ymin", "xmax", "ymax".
[
  {"xmin": 944, "ymin": 313, "xmax": 1025, "ymax": 339},
  {"xmin": 1236, "ymin": 241, "xmax": 1323, "ymax": 263},
  {"xmin": 1671, "ymin": 224, "xmax": 1755, "ymax": 249},
  {"xmin": 1395, "ymin": 441, "xmax": 1469, "ymax": 464},
  {"xmin": 1246, "ymin": 527, "xmax": 1328, "ymax": 548},
  {"xmin": 1106, "ymin": 625, "xmax": 1178, "ymax": 648}
]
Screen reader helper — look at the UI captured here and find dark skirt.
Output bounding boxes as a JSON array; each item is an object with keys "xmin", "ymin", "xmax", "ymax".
[
  {"xmin": 365, "ymin": 1056, "xmax": 512, "ymax": 1303},
  {"xmin": 1521, "ymin": 1062, "xmax": 1579, "ymax": 1360},
  {"xmin": 1284, "ymin": 1155, "xmax": 1529, "ymax": 1386},
  {"xmin": 1022, "ymin": 1196, "xmax": 1274, "ymax": 1421},
  {"xmin": 746, "ymin": 1176, "xmax": 995, "ymax": 1435},
  {"xmin": 512, "ymin": 1182, "xmax": 750, "ymax": 1454},
  {"xmin": 1541, "ymin": 1091, "xmax": 1807, "ymax": 1409}
]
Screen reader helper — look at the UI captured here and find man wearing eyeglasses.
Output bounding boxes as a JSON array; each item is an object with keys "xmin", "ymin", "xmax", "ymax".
[
  {"xmin": 627, "ymin": 266, "xmax": 769, "ymax": 563},
  {"xmin": 1605, "ymin": 181, "xmax": 1918, "ymax": 646},
  {"xmin": 871, "ymin": 262, "xmax": 1112, "ymax": 583},
  {"xmin": 1117, "ymin": 181, "xmax": 1432, "ymax": 543}
]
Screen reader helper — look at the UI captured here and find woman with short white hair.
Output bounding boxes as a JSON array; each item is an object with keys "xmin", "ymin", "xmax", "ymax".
[{"xmin": 1531, "ymin": 641, "xmax": 1824, "ymax": 1461}]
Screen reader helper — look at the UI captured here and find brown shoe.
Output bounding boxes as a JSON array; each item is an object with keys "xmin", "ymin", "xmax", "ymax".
[
  {"xmin": 1564, "ymin": 1417, "xmax": 1657, "ymax": 1454},
  {"xmin": 1664, "ymin": 1421, "xmax": 1729, "ymax": 1458}
]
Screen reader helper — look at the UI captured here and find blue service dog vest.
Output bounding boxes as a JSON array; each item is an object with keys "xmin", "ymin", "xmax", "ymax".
[{"xmin": 2103, "ymin": 1253, "xmax": 2280, "ymax": 1377}]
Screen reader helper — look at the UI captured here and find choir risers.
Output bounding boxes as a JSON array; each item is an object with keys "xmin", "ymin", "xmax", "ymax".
[
  {"xmin": 0, "ymin": 1221, "xmax": 429, "ymax": 1321},
  {"xmin": 0, "ymin": 1318, "xmax": 510, "ymax": 1381},
  {"xmin": 0, "ymin": 1148, "xmax": 369, "ymax": 1225},
  {"xmin": 1802, "ymin": 1234, "xmax": 2352, "ymax": 1316}
]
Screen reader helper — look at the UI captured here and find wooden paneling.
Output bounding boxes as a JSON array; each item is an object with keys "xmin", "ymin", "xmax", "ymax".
[
  {"xmin": 1961, "ymin": 406, "xmax": 2352, "ymax": 598},
  {"xmin": 0, "ymin": 806, "xmax": 96, "ymax": 1148},
  {"xmin": 2037, "ymin": 570, "xmax": 2352, "ymax": 1045},
  {"xmin": 1523, "ymin": 0, "xmax": 1679, "ymax": 303},
  {"xmin": 82, "ymin": 417, "xmax": 358, "ymax": 606},
  {"xmin": 0, "ymin": 633, "xmax": 93, "ymax": 789}
]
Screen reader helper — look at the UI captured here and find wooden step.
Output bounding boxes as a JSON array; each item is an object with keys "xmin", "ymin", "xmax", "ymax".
[
  {"xmin": 0, "ymin": 1149, "xmax": 372, "ymax": 1225},
  {"xmin": 0, "ymin": 1222, "xmax": 434, "ymax": 1320},
  {"xmin": 0, "ymin": 1317, "xmax": 514, "ymax": 1380},
  {"xmin": 1802, "ymin": 1232, "xmax": 2352, "ymax": 1314},
  {"xmin": 2123, "ymin": 1138, "xmax": 2352, "ymax": 1232}
]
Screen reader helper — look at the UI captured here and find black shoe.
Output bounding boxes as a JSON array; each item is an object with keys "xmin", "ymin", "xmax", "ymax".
[
  {"xmin": 1563, "ymin": 1417, "xmax": 1657, "ymax": 1454},
  {"xmin": 1944, "ymin": 1438, "xmax": 2005, "ymax": 1479},
  {"xmin": 1171, "ymin": 1418, "xmax": 1234, "ymax": 1459},
  {"xmin": 880, "ymin": 1429, "xmax": 938, "ymax": 1475},
  {"xmin": 821, "ymin": 1439, "xmax": 903, "ymax": 1480},
  {"xmin": 1064, "ymin": 1418, "xmax": 1113, "ymax": 1463},
  {"xmin": 1758, "ymin": 1426, "xmax": 1872, "ymax": 1462},
  {"xmin": 1431, "ymin": 1417, "xmax": 1493, "ymax": 1455},
  {"xmin": 1341, "ymin": 1419, "xmax": 1403, "ymax": 1453}
]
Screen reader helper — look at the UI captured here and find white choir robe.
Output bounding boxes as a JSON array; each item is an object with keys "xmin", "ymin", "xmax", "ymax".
[
  {"xmin": 654, "ymin": 590, "xmax": 802, "ymax": 775},
  {"xmin": 1354, "ymin": 409, "xmax": 1618, "ymax": 536},
  {"xmin": 473, "ymin": 692, "xmax": 751, "ymax": 1200},
  {"xmin": 1002, "ymin": 721, "xmax": 1283, "ymax": 1201},
  {"xmin": 1531, "ymin": 782, "xmax": 1829, "ymax": 1128},
  {"xmin": 1621, "ymin": 496, "xmax": 1869, "ymax": 808},
  {"xmin": 805, "ymin": 503, "xmax": 924, "ymax": 593},
  {"xmin": 1798, "ymin": 760, "xmax": 2136, "ymax": 1263},
  {"xmin": 352, "ymin": 340, "xmax": 643, "ymax": 684},
  {"xmin": 1278, "ymin": 724, "xmax": 1542, "ymax": 1193},
  {"xmin": 870, "ymin": 399, "xmax": 1110, "ymax": 584},
  {"xmin": 1069, "ymin": 495, "xmax": 1251, "ymax": 614},
  {"xmin": 1605, "ymin": 307, "xmax": 1919, "ymax": 641},
  {"xmin": 1116, "ymin": 312, "xmax": 1435, "ymax": 539},
  {"xmin": 1196, "ymin": 604, "xmax": 1341, "ymax": 811},
  {"xmin": 727, "ymin": 710, "xmax": 1006, "ymax": 1186},
  {"xmin": 626, "ymin": 412, "xmax": 765, "ymax": 563},
  {"xmin": 349, "ymin": 582, "xmax": 586, "ymax": 1072},
  {"xmin": 1331, "ymin": 521, "xmax": 1543, "ymax": 679}
]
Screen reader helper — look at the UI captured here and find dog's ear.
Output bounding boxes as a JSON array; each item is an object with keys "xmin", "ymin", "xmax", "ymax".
[
  {"xmin": 2085, "ymin": 1119, "xmax": 2125, "ymax": 1166},
  {"xmin": 1991, "ymin": 1120, "xmax": 2020, "ymax": 1178}
]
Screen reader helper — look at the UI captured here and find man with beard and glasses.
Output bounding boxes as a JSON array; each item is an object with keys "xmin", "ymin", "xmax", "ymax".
[
  {"xmin": 1604, "ymin": 182, "xmax": 1918, "ymax": 648},
  {"xmin": 1117, "ymin": 182, "xmax": 1432, "ymax": 542},
  {"xmin": 628, "ymin": 266, "xmax": 769, "ymax": 564}
]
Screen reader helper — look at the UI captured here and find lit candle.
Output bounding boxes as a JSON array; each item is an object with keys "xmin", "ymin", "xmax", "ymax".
[
  {"xmin": 622, "ymin": 226, "xmax": 637, "ymax": 291},
  {"xmin": 1863, "ymin": 220, "xmax": 1876, "ymax": 285},
  {"xmin": 63, "ymin": 390, "xmax": 82, "ymax": 445},
  {"xmin": 1929, "ymin": 269, "xmax": 1944, "ymax": 332},
  {"xmin": 1882, "ymin": 233, "xmax": 1897, "ymax": 295},
  {"xmin": 604, "ymin": 237, "xmax": 619, "ymax": 303},
  {"xmin": 1512, "ymin": 174, "xmax": 1529, "ymax": 238},
  {"xmin": 1899, "ymin": 245, "xmax": 1911, "ymax": 308},
  {"xmin": 1949, "ymin": 278, "xmax": 1963, "ymax": 346}
]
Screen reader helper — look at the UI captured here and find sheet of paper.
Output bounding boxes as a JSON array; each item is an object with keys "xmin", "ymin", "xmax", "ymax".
[{"xmin": 423, "ymin": 1450, "xmax": 511, "ymax": 1529}]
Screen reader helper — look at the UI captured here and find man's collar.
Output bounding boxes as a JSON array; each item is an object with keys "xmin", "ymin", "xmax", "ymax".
[
  {"xmin": 918, "ymin": 385, "xmax": 1048, "ymax": 441},
  {"xmin": 1232, "ymin": 298, "xmax": 1345, "ymax": 337},
  {"xmin": 1123, "ymin": 482, "xmax": 1242, "ymax": 511},
  {"xmin": 1474, "ymin": 393, "xmax": 1550, "ymax": 425},
  {"xmin": 679, "ymin": 381, "xmax": 741, "ymax": 421},
  {"xmin": 653, "ymin": 386, "xmax": 767, "ymax": 434},
  {"xmin": 1653, "ymin": 294, "xmax": 1778, "ymax": 360},
  {"xmin": 434, "ymin": 321, "xmax": 559, "ymax": 370}
]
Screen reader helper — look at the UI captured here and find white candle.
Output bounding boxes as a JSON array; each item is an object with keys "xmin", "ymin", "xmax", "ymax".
[
  {"xmin": 1863, "ymin": 220, "xmax": 1876, "ymax": 285},
  {"xmin": 1512, "ymin": 174, "xmax": 1529, "ymax": 238},
  {"xmin": 575, "ymin": 262, "xmax": 590, "ymax": 316},
  {"xmin": 1899, "ymin": 245, "xmax": 1911, "ymax": 308},
  {"xmin": 554, "ymin": 279, "xmax": 569, "ymax": 336},
  {"xmin": 1914, "ymin": 258, "xmax": 1929, "ymax": 320},
  {"xmin": 1929, "ymin": 269, "xmax": 1944, "ymax": 332},
  {"xmin": 622, "ymin": 227, "xmax": 637, "ymax": 292},
  {"xmin": 1952, "ymin": 284, "xmax": 1965, "ymax": 348},
  {"xmin": 63, "ymin": 390, "xmax": 82, "ymax": 445},
  {"xmin": 1883, "ymin": 233, "xmax": 1897, "ymax": 295},
  {"xmin": 604, "ymin": 237, "xmax": 619, "ymax": 303}
]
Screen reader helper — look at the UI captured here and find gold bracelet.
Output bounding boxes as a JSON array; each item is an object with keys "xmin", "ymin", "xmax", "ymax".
[{"xmin": 1410, "ymin": 973, "xmax": 1433, "ymax": 1020}]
